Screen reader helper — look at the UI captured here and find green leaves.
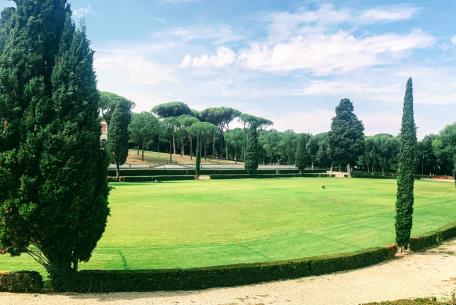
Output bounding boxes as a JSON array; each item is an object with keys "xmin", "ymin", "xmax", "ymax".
[
  {"xmin": 329, "ymin": 98, "xmax": 365, "ymax": 169},
  {"xmin": 244, "ymin": 124, "xmax": 259, "ymax": 174},
  {"xmin": 395, "ymin": 78, "xmax": 417, "ymax": 248}
]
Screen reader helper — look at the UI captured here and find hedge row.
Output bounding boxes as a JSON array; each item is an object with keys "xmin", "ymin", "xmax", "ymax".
[
  {"xmin": 0, "ymin": 271, "xmax": 43, "ymax": 293},
  {"xmin": 352, "ymin": 171, "xmax": 396, "ymax": 179},
  {"xmin": 363, "ymin": 298, "xmax": 448, "ymax": 305},
  {"xmin": 108, "ymin": 173, "xmax": 331, "ymax": 182},
  {"xmin": 108, "ymin": 168, "xmax": 325, "ymax": 177},
  {"xmin": 61, "ymin": 245, "xmax": 396, "ymax": 293},
  {"xmin": 409, "ymin": 223, "xmax": 456, "ymax": 252}
]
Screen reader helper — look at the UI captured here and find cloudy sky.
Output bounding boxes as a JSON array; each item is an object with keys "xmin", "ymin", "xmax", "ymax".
[{"xmin": 3, "ymin": 0, "xmax": 456, "ymax": 137}]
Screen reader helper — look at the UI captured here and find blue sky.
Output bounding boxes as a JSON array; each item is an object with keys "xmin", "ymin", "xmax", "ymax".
[{"xmin": 3, "ymin": 0, "xmax": 456, "ymax": 137}]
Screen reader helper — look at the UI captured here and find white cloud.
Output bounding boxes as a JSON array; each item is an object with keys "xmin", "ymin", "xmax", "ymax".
[
  {"xmin": 237, "ymin": 29, "xmax": 434, "ymax": 74},
  {"xmin": 156, "ymin": 25, "xmax": 243, "ymax": 45},
  {"xmin": 181, "ymin": 47, "xmax": 236, "ymax": 68},
  {"xmin": 272, "ymin": 109, "xmax": 334, "ymax": 134},
  {"xmin": 73, "ymin": 5, "xmax": 92, "ymax": 19},
  {"xmin": 94, "ymin": 50, "xmax": 177, "ymax": 87},
  {"xmin": 451, "ymin": 35, "xmax": 456, "ymax": 45},
  {"xmin": 358, "ymin": 6, "xmax": 420, "ymax": 23}
]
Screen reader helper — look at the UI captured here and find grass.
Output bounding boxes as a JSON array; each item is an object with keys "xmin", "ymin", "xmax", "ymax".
[
  {"xmin": 0, "ymin": 178, "xmax": 454, "ymax": 275},
  {"xmin": 126, "ymin": 149, "xmax": 241, "ymax": 165}
]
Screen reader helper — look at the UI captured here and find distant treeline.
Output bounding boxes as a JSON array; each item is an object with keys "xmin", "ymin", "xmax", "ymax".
[{"xmin": 100, "ymin": 93, "xmax": 456, "ymax": 176}]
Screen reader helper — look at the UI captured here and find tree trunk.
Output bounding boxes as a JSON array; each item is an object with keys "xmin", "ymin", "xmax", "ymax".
[
  {"xmin": 116, "ymin": 162, "xmax": 120, "ymax": 182},
  {"xmin": 169, "ymin": 141, "xmax": 173, "ymax": 162},
  {"xmin": 204, "ymin": 140, "xmax": 207, "ymax": 160},
  {"xmin": 172, "ymin": 133, "xmax": 176, "ymax": 155},
  {"xmin": 189, "ymin": 136, "xmax": 193, "ymax": 160},
  {"xmin": 180, "ymin": 138, "xmax": 184, "ymax": 157},
  {"xmin": 141, "ymin": 142, "xmax": 145, "ymax": 162},
  {"xmin": 212, "ymin": 133, "xmax": 216, "ymax": 158},
  {"xmin": 347, "ymin": 163, "xmax": 351, "ymax": 177},
  {"xmin": 224, "ymin": 134, "xmax": 229, "ymax": 160},
  {"xmin": 47, "ymin": 257, "xmax": 74, "ymax": 292},
  {"xmin": 234, "ymin": 144, "xmax": 238, "ymax": 163}
]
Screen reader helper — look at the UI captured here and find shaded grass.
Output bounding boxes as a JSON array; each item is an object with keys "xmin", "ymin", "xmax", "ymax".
[{"xmin": 0, "ymin": 178, "xmax": 454, "ymax": 275}]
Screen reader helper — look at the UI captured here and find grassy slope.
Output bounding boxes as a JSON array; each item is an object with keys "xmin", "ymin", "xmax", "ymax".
[
  {"xmin": 0, "ymin": 178, "xmax": 454, "ymax": 274},
  {"xmin": 126, "ymin": 149, "xmax": 241, "ymax": 165}
]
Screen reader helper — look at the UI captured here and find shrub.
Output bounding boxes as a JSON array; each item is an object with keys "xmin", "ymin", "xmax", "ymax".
[
  {"xmin": 61, "ymin": 245, "xmax": 396, "ymax": 292},
  {"xmin": 409, "ymin": 223, "xmax": 456, "ymax": 251},
  {"xmin": 363, "ymin": 298, "xmax": 448, "ymax": 305},
  {"xmin": 0, "ymin": 271, "xmax": 43, "ymax": 293}
]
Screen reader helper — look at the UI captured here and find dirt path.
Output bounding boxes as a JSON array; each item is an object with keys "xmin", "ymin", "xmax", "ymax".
[{"xmin": 1, "ymin": 240, "xmax": 456, "ymax": 305}]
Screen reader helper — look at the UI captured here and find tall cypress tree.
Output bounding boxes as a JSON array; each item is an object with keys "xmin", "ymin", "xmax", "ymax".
[
  {"xmin": 295, "ymin": 134, "xmax": 309, "ymax": 172},
  {"xmin": 108, "ymin": 100, "xmax": 132, "ymax": 181},
  {"xmin": 0, "ymin": 1, "xmax": 109, "ymax": 289},
  {"xmin": 395, "ymin": 78, "xmax": 417, "ymax": 251},
  {"xmin": 244, "ymin": 124, "xmax": 259, "ymax": 174}
]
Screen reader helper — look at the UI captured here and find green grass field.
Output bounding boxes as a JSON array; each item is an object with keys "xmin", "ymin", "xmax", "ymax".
[{"xmin": 0, "ymin": 178, "xmax": 455, "ymax": 274}]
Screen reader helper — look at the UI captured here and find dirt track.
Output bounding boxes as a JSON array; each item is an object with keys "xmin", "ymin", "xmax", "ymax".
[{"xmin": 1, "ymin": 240, "xmax": 456, "ymax": 305}]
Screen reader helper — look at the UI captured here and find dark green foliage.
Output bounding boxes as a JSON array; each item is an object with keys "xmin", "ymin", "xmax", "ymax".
[
  {"xmin": 244, "ymin": 124, "xmax": 259, "ymax": 174},
  {"xmin": 152, "ymin": 101, "xmax": 193, "ymax": 118},
  {"xmin": 99, "ymin": 91, "xmax": 134, "ymax": 125},
  {"xmin": 57, "ymin": 245, "xmax": 396, "ymax": 293},
  {"xmin": 329, "ymin": 99, "xmax": 365, "ymax": 171},
  {"xmin": 0, "ymin": 1, "xmax": 109, "ymax": 290},
  {"xmin": 129, "ymin": 112, "xmax": 158, "ymax": 161},
  {"xmin": 409, "ymin": 223, "xmax": 456, "ymax": 252},
  {"xmin": 363, "ymin": 298, "xmax": 449, "ymax": 305},
  {"xmin": 239, "ymin": 113, "xmax": 273, "ymax": 129},
  {"xmin": 295, "ymin": 134, "xmax": 310, "ymax": 171},
  {"xmin": 396, "ymin": 78, "xmax": 417, "ymax": 249},
  {"xmin": 108, "ymin": 100, "xmax": 132, "ymax": 181},
  {"xmin": 195, "ymin": 135, "xmax": 201, "ymax": 175},
  {"xmin": 433, "ymin": 123, "xmax": 456, "ymax": 176},
  {"xmin": 0, "ymin": 271, "xmax": 43, "ymax": 293}
]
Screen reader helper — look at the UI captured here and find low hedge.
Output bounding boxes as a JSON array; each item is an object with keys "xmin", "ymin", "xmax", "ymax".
[
  {"xmin": 409, "ymin": 223, "xmax": 456, "ymax": 252},
  {"xmin": 352, "ymin": 171, "xmax": 396, "ymax": 179},
  {"xmin": 363, "ymin": 298, "xmax": 448, "ymax": 305},
  {"xmin": 108, "ymin": 168, "xmax": 325, "ymax": 177},
  {"xmin": 61, "ymin": 245, "xmax": 396, "ymax": 293},
  {"xmin": 0, "ymin": 271, "xmax": 43, "ymax": 293},
  {"xmin": 109, "ymin": 175, "xmax": 196, "ymax": 182}
]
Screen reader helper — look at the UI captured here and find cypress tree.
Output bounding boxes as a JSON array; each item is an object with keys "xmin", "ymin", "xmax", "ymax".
[
  {"xmin": 195, "ymin": 133, "xmax": 202, "ymax": 176},
  {"xmin": 395, "ymin": 78, "xmax": 417, "ymax": 251},
  {"xmin": 244, "ymin": 124, "xmax": 259, "ymax": 174},
  {"xmin": 295, "ymin": 134, "xmax": 309, "ymax": 172},
  {"xmin": 0, "ymin": 1, "xmax": 109, "ymax": 290},
  {"xmin": 108, "ymin": 100, "xmax": 132, "ymax": 181}
]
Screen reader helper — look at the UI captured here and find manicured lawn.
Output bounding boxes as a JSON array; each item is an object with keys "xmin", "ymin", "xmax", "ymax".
[{"xmin": 0, "ymin": 178, "xmax": 454, "ymax": 274}]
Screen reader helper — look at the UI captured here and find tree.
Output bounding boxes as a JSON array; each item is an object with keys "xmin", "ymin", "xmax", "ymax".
[
  {"xmin": 433, "ymin": 123, "xmax": 456, "ymax": 177},
  {"xmin": 0, "ymin": 1, "xmax": 109, "ymax": 290},
  {"xmin": 329, "ymin": 98, "xmax": 365, "ymax": 174},
  {"xmin": 129, "ymin": 112, "xmax": 158, "ymax": 161},
  {"xmin": 189, "ymin": 122, "xmax": 218, "ymax": 175},
  {"xmin": 201, "ymin": 107, "xmax": 241, "ymax": 159},
  {"xmin": 295, "ymin": 134, "xmax": 310, "ymax": 172},
  {"xmin": 152, "ymin": 101, "xmax": 193, "ymax": 118},
  {"xmin": 225, "ymin": 128, "xmax": 245, "ymax": 162},
  {"xmin": 244, "ymin": 123, "xmax": 259, "ymax": 174},
  {"xmin": 99, "ymin": 91, "xmax": 134, "ymax": 125},
  {"xmin": 108, "ymin": 100, "xmax": 132, "ymax": 181},
  {"xmin": 176, "ymin": 114, "xmax": 199, "ymax": 158},
  {"xmin": 395, "ymin": 78, "xmax": 417, "ymax": 251}
]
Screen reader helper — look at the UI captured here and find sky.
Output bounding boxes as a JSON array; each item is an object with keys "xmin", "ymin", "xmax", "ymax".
[{"xmin": 2, "ymin": 0, "xmax": 456, "ymax": 138}]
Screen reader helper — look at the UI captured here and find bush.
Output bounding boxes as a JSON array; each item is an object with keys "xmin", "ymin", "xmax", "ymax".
[
  {"xmin": 62, "ymin": 245, "xmax": 396, "ymax": 293},
  {"xmin": 0, "ymin": 271, "xmax": 43, "ymax": 293},
  {"xmin": 352, "ymin": 171, "xmax": 396, "ymax": 179},
  {"xmin": 363, "ymin": 298, "xmax": 448, "ymax": 305},
  {"xmin": 108, "ymin": 168, "xmax": 326, "ymax": 177},
  {"xmin": 409, "ymin": 223, "xmax": 456, "ymax": 251}
]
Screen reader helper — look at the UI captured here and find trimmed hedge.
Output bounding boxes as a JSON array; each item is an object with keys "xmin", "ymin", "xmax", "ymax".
[
  {"xmin": 363, "ymin": 298, "xmax": 448, "ymax": 305},
  {"xmin": 210, "ymin": 173, "xmax": 330, "ymax": 180},
  {"xmin": 61, "ymin": 245, "xmax": 396, "ymax": 293},
  {"xmin": 0, "ymin": 271, "xmax": 43, "ymax": 293},
  {"xmin": 409, "ymin": 223, "xmax": 456, "ymax": 252},
  {"xmin": 109, "ymin": 175, "xmax": 196, "ymax": 182},
  {"xmin": 352, "ymin": 171, "xmax": 396, "ymax": 179},
  {"xmin": 108, "ymin": 168, "xmax": 326, "ymax": 177}
]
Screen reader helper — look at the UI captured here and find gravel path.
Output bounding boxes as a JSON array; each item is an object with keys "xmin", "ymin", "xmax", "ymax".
[{"xmin": 1, "ymin": 239, "xmax": 456, "ymax": 305}]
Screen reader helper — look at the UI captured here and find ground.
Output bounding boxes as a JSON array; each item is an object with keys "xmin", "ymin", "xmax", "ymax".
[
  {"xmin": 1, "ymin": 239, "xmax": 455, "ymax": 305},
  {"xmin": 126, "ymin": 149, "xmax": 241, "ymax": 165},
  {"xmin": 0, "ymin": 178, "xmax": 454, "ymax": 274}
]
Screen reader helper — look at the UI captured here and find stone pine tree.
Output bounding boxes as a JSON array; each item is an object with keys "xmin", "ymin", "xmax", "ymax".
[
  {"xmin": 108, "ymin": 100, "xmax": 132, "ymax": 181},
  {"xmin": 244, "ymin": 123, "xmax": 259, "ymax": 174},
  {"xmin": 295, "ymin": 134, "xmax": 310, "ymax": 172},
  {"xmin": 328, "ymin": 98, "xmax": 365, "ymax": 175},
  {"xmin": 0, "ymin": 1, "xmax": 109, "ymax": 290},
  {"xmin": 395, "ymin": 78, "xmax": 417, "ymax": 252}
]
